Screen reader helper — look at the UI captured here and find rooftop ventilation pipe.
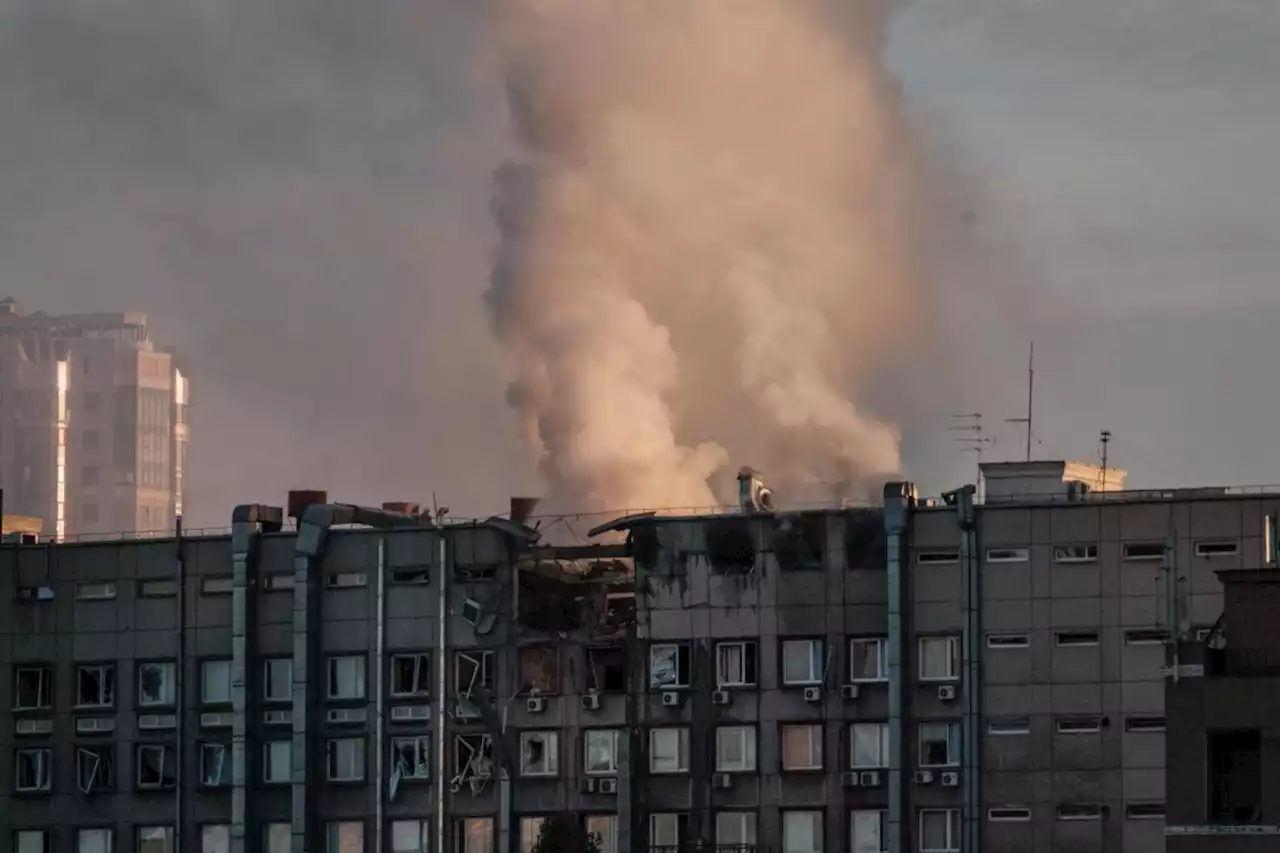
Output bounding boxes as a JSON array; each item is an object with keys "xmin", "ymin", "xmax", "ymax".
[
  {"xmin": 510, "ymin": 497, "xmax": 540, "ymax": 526},
  {"xmin": 737, "ymin": 466, "xmax": 775, "ymax": 513}
]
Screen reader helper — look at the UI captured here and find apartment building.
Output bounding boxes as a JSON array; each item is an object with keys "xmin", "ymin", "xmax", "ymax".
[
  {"xmin": 0, "ymin": 465, "xmax": 1272, "ymax": 853},
  {"xmin": 1165, "ymin": 559, "xmax": 1280, "ymax": 852},
  {"xmin": 0, "ymin": 298, "xmax": 188, "ymax": 539}
]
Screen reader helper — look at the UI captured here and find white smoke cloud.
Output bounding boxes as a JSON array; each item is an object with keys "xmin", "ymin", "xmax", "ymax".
[{"xmin": 487, "ymin": 0, "xmax": 921, "ymax": 513}]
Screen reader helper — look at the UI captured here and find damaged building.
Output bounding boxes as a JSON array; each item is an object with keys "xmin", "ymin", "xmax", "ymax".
[{"xmin": 0, "ymin": 463, "xmax": 1276, "ymax": 853}]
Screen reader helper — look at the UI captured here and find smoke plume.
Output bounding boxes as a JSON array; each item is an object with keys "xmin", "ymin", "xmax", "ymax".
[{"xmin": 487, "ymin": 0, "xmax": 921, "ymax": 513}]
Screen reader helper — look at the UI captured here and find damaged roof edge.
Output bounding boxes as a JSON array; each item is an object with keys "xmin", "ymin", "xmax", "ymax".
[{"xmin": 587, "ymin": 511, "xmax": 658, "ymax": 538}]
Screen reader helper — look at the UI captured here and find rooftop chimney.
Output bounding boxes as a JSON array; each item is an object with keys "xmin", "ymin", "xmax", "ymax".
[
  {"xmin": 288, "ymin": 490, "xmax": 328, "ymax": 522},
  {"xmin": 510, "ymin": 497, "xmax": 540, "ymax": 526}
]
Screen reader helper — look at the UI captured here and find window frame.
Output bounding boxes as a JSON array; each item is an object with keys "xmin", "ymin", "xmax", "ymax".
[
  {"xmin": 14, "ymin": 747, "xmax": 52, "ymax": 793},
  {"xmin": 391, "ymin": 819, "xmax": 430, "ymax": 853},
  {"xmin": 14, "ymin": 665, "xmax": 53, "ymax": 711},
  {"xmin": 850, "ymin": 809, "xmax": 886, "ymax": 853},
  {"xmin": 715, "ymin": 725, "xmax": 758, "ymax": 773},
  {"xmin": 848, "ymin": 637, "xmax": 888, "ymax": 683},
  {"xmin": 781, "ymin": 638, "xmax": 824, "ymax": 686},
  {"xmin": 1054, "ymin": 631, "xmax": 1099, "ymax": 647},
  {"xmin": 392, "ymin": 735, "xmax": 433, "ymax": 781},
  {"xmin": 649, "ymin": 643, "xmax": 690, "ymax": 689},
  {"xmin": 1055, "ymin": 717, "xmax": 1102, "ymax": 735},
  {"xmin": 325, "ymin": 737, "xmax": 366, "ymax": 783},
  {"xmin": 390, "ymin": 652, "xmax": 432, "ymax": 698},
  {"xmin": 136, "ymin": 743, "xmax": 177, "ymax": 790},
  {"xmin": 985, "ymin": 634, "xmax": 1029, "ymax": 649},
  {"xmin": 200, "ymin": 659, "xmax": 233, "ymax": 706},
  {"xmin": 518, "ymin": 731, "xmax": 559, "ymax": 777},
  {"xmin": 985, "ymin": 547, "xmax": 1029, "ymax": 563},
  {"xmin": 781, "ymin": 810, "xmax": 823, "ymax": 853},
  {"xmin": 263, "ymin": 658, "xmax": 293, "ymax": 704},
  {"xmin": 918, "ymin": 721, "xmax": 960, "ymax": 768},
  {"xmin": 262, "ymin": 740, "xmax": 292, "ymax": 785},
  {"xmin": 14, "ymin": 830, "xmax": 48, "ymax": 853},
  {"xmin": 648, "ymin": 727, "xmax": 690, "ymax": 775},
  {"xmin": 199, "ymin": 742, "xmax": 231, "ymax": 788},
  {"xmin": 75, "ymin": 663, "xmax": 116, "ymax": 709},
  {"xmin": 325, "ymin": 822, "xmax": 366, "ymax": 853},
  {"xmin": 987, "ymin": 717, "xmax": 1031, "ymax": 736},
  {"xmin": 137, "ymin": 661, "xmax": 177, "ymax": 708},
  {"xmin": 454, "ymin": 650, "xmax": 494, "ymax": 695},
  {"xmin": 918, "ymin": 809, "xmax": 960, "ymax": 853},
  {"xmin": 1195, "ymin": 540, "xmax": 1239, "ymax": 558},
  {"xmin": 649, "ymin": 813, "xmax": 684, "ymax": 849},
  {"xmin": 1122, "ymin": 542, "xmax": 1165, "ymax": 561},
  {"xmin": 918, "ymin": 636, "xmax": 960, "ymax": 681},
  {"xmin": 326, "ymin": 655, "xmax": 367, "ymax": 702},
  {"xmin": 714, "ymin": 812, "xmax": 757, "ymax": 848},
  {"xmin": 76, "ymin": 827, "xmax": 114, "ymax": 853},
  {"xmin": 780, "ymin": 723, "xmax": 824, "ymax": 771},
  {"xmin": 714, "ymin": 640, "xmax": 758, "ymax": 688},
  {"xmin": 583, "ymin": 729, "xmax": 620, "ymax": 776},
  {"xmin": 850, "ymin": 722, "xmax": 890, "ymax": 769},
  {"xmin": 1052, "ymin": 544, "xmax": 1098, "ymax": 563},
  {"xmin": 987, "ymin": 807, "xmax": 1032, "ymax": 822},
  {"xmin": 76, "ymin": 745, "xmax": 115, "ymax": 795},
  {"xmin": 75, "ymin": 582, "xmax": 117, "ymax": 601}
]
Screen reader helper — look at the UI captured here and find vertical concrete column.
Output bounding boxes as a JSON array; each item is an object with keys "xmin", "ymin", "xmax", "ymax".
[
  {"xmin": 952, "ymin": 486, "xmax": 981, "ymax": 853},
  {"xmin": 292, "ymin": 517, "xmax": 328, "ymax": 853},
  {"xmin": 883, "ymin": 482, "xmax": 915, "ymax": 853},
  {"xmin": 230, "ymin": 505, "xmax": 282, "ymax": 853}
]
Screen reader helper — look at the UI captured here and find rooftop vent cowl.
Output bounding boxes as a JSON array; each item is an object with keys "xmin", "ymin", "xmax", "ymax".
[{"xmin": 737, "ymin": 466, "xmax": 775, "ymax": 513}]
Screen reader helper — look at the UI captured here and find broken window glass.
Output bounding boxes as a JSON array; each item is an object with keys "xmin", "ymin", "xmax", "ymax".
[
  {"xmin": 519, "ymin": 647, "xmax": 559, "ymax": 694},
  {"xmin": 136, "ymin": 744, "xmax": 176, "ymax": 788},
  {"xmin": 77, "ymin": 664, "xmax": 115, "ymax": 708},
  {"xmin": 77, "ymin": 746, "xmax": 115, "ymax": 794},
  {"xmin": 392, "ymin": 737, "xmax": 431, "ymax": 780},
  {"xmin": 649, "ymin": 644, "xmax": 690, "ymax": 689},
  {"xmin": 519, "ymin": 731, "xmax": 559, "ymax": 776},
  {"xmin": 391, "ymin": 654, "xmax": 431, "ymax": 697},
  {"xmin": 201, "ymin": 743, "xmax": 230, "ymax": 787},
  {"xmin": 138, "ymin": 662, "xmax": 176, "ymax": 706},
  {"xmin": 584, "ymin": 730, "xmax": 619, "ymax": 775},
  {"xmin": 453, "ymin": 734, "xmax": 494, "ymax": 786},
  {"xmin": 454, "ymin": 650, "xmax": 494, "ymax": 695}
]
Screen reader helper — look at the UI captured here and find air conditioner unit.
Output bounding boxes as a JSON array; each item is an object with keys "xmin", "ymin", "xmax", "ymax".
[
  {"xmin": 15, "ymin": 718, "xmax": 52, "ymax": 735},
  {"xmin": 940, "ymin": 771, "xmax": 960, "ymax": 787},
  {"xmin": 840, "ymin": 684, "xmax": 860, "ymax": 700},
  {"xmin": 938, "ymin": 684, "xmax": 958, "ymax": 701},
  {"xmin": 326, "ymin": 707, "xmax": 368, "ymax": 725},
  {"xmin": 263, "ymin": 709, "xmax": 293, "ymax": 725},
  {"xmin": 859, "ymin": 771, "xmax": 883, "ymax": 787},
  {"xmin": 913, "ymin": 770, "xmax": 934, "ymax": 785},
  {"xmin": 598, "ymin": 778, "xmax": 618, "ymax": 794},
  {"xmin": 138, "ymin": 714, "xmax": 176, "ymax": 731},
  {"xmin": 711, "ymin": 690, "xmax": 731, "ymax": 706},
  {"xmin": 527, "ymin": 697, "xmax": 547, "ymax": 713},
  {"xmin": 581, "ymin": 693, "xmax": 602, "ymax": 711},
  {"xmin": 199, "ymin": 712, "xmax": 233, "ymax": 728},
  {"xmin": 840, "ymin": 771, "xmax": 860, "ymax": 788},
  {"xmin": 661, "ymin": 691, "xmax": 681, "ymax": 707},
  {"xmin": 579, "ymin": 778, "xmax": 597, "ymax": 794},
  {"xmin": 16, "ymin": 585, "xmax": 54, "ymax": 601},
  {"xmin": 390, "ymin": 705, "xmax": 429, "ymax": 722},
  {"xmin": 75, "ymin": 717, "xmax": 116, "ymax": 734},
  {"xmin": 802, "ymin": 687, "xmax": 822, "ymax": 703},
  {"xmin": 712, "ymin": 773, "xmax": 733, "ymax": 789}
]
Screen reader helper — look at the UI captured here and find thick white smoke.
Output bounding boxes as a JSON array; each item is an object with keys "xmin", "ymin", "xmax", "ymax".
[{"xmin": 487, "ymin": 0, "xmax": 921, "ymax": 513}]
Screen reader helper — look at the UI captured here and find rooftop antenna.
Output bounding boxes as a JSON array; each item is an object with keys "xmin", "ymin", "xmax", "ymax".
[
  {"xmin": 1099, "ymin": 429, "xmax": 1112, "ymax": 492},
  {"xmin": 1005, "ymin": 341, "xmax": 1035, "ymax": 462},
  {"xmin": 950, "ymin": 413, "xmax": 995, "ymax": 499}
]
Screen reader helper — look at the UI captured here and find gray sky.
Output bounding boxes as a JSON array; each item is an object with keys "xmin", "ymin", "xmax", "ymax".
[{"xmin": 1, "ymin": 0, "xmax": 1277, "ymax": 524}]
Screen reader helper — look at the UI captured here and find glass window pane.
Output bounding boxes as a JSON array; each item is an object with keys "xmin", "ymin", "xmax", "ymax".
[
  {"xmin": 391, "ymin": 821, "xmax": 427, "ymax": 853},
  {"xmin": 201, "ymin": 825, "xmax": 230, "ymax": 853}
]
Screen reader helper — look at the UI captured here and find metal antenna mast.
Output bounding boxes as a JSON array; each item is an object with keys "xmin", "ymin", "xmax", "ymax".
[
  {"xmin": 1099, "ymin": 429, "xmax": 1112, "ymax": 491},
  {"xmin": 1005, "ymin": 342, "xmax": 1035, "ymax": 461},
  {"xmin": 950, "ymin": 413, "xmax": 995, "ymax": 499}
]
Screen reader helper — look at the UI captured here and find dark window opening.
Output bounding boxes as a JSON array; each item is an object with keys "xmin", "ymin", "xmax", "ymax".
[
  {"xmin": 454, "ymin": 651, "xmax": 494, "ymax": 696},
  {"xmin": 771, "ymin": 514, "xmax": 825, "ymax": 571},
  {"xmin": 706, "ymin": 518, "xmax": 756, "ymax": 573},
  {"xmin": 519, "ymin": 646, "xmax": 560, "ymax": 694},
  {"xmin": 1210, "ymin": 729, "xmax": 1262, "ymax": 824},
  {"xmin": 587, "ymin": 647, "xmax": 626, "ymax": 694},
  {"xmin": 77, "ymin": 746, "xmax": 115, "ymax": 794},
  {"xmin": 845, "ymin": 510, "xmax": 886, "ymax": 570}
]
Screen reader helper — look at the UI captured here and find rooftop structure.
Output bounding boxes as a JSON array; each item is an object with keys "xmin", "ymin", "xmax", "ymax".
[{"xmin": 0, "ymin": 468, "xmax": 1272, "ymax": 853}]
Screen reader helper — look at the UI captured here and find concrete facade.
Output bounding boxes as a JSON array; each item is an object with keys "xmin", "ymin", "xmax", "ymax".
[
  {"xmin": 0, "ymin": 467, "xmax": 1274, "ymax": 853},
  {"xmin": 0, "ymin": 298, "xmax": 188, "ymax": 539}
]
